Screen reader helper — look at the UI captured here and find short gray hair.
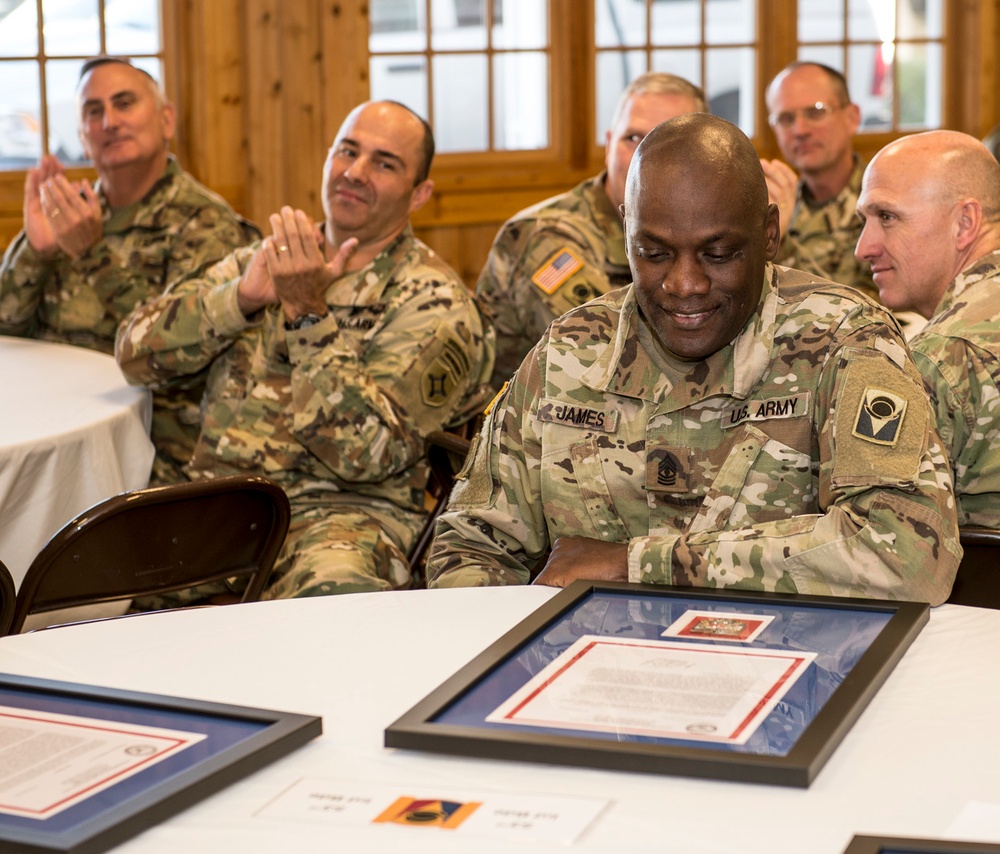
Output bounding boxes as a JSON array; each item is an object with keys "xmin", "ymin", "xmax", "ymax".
[{"xmin": 610, "ymin": 72, "xmax": 707, "ymax": 129}]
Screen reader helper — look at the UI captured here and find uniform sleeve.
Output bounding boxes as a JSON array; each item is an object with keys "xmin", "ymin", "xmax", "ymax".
[
  {"xmin": 428, "ymin": 321, "xmax": 962, "ymax": 604},
  {"xmin": 427, "ymin": 345, "xmax": 550, "ymax": 587},
  {"xmin": 630, "ymin": 328, "xmax": 961, "ymax": 605},
  {"xmin": 0, "ymin": 232, "xmax": 50, "ymax": 336},
  {"xmin": 1, "ymin": 203, "xmax": 257, "ymax": 341},
  {"xmin": 115, "ymin": 244, "xmax": 259, "ymax": 387},
  {"xmin": 476, "ymin": 219, "xmax": 610, "ymax": 388},
  {"xmin": 910, "ymin": 334, "xmax": 968, "ymax": 473},
  {"xmin": 912, "ymin": 331, "xmax": 1000, "ymax": 526},
  {"xmin": 282, "ymin": 277, "xmax": 489, "ymax": 483},
  {"xmin": 75, "ymin": 203, "xmax": 257, "ymax": 321}
]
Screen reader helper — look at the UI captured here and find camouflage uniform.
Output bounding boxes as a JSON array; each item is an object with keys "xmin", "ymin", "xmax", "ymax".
[
  {"xmin": 775, "ymin": 156, "xmax": 878, "ymax": 302},
  {"xmin": 427, "ymin": 264, "xmax": 960, "ymax": 605},
  {"xmin": 476, "ymin": 173, "xmax": 632, "ymax": 387},
  {"xmin": 117, "ymin": 227, "xmax": 494, "ymax": 597},
  {"xmin": 0, "ymin": 156, "xmax": 259, "ymax": 484},
  {"xmin": 910, "ymin": 250, "xmax": 1000, "ymax": 527}
]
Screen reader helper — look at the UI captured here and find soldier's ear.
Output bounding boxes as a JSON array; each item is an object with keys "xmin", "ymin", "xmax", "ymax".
[
  {"xmin": 955, "ymin": 198, "xmax": 982, "ymax": 251},
  {"xmin": 408, "ymin": 179, "xmax": 434, "ymax": 214},
  {"xmin": 764, "ymin": 203, "xmax": 780, "ymax": 260},
  {"xmin": 160, "ymin": 102, "xmax": 176, "ymax": 143}
]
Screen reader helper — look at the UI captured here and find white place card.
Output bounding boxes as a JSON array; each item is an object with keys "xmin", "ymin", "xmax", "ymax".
[{"xmin": 256, "ymin": 776, "xmax": 609, "ymax": 844}]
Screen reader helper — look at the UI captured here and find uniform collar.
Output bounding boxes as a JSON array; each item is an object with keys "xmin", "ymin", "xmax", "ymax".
[
  {"xmin": 588, "ymin": 172, "xmax": 628, "ymax": 269},
  {"xmin": 97, "ymin": 155, "xmax": 181, "ymax": 230},
  {"xmin": 931, "ymin": 248, "xmax": 1000, "ymax": 317},
  {"xmin": 578, "ymin": 264, "xmax": 779, "ymax": 406},
  {"xmin": 325, "ymin": 226, "xmax": 415, "ymax": 307}
]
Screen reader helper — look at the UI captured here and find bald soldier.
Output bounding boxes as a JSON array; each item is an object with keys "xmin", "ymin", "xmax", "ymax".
[
  {"xmin": 477, "ymin": 72, "xmax": 706, "ymax": 387},
  {"xmin": 0, "ymin": 57, "xmax": 258, "ymax": 484},
  {"xmin": 428, "ymin": 113, "xmax": 960, "ymax": 605},
  {"xmin": 118, "ymin": 101, "xmax": 493, "ymax": 598},
  {"xmin": 856, "ymin": 130, "xmax": 1000, "ymax": 526}
]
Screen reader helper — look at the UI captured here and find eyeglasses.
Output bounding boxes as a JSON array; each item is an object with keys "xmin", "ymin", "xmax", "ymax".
[{"xmin": 768, "ymin": 102, "xmax": 844, "ymax": 129}]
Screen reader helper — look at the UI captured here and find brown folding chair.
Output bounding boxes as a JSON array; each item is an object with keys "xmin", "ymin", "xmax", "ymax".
[
  {"xmin": 9, "ymin": 474, "xmax": 290, "ymax": 634},
  {"xmin": 0, "ymin": 558, "xmax": 14, "ymax": 637},
  {"xmin": 946, "ymin": 526, "xmax": 1000, "ymax": 609},
  {"xmin": 407, "ymin": 430, "xmax": 474, "ymax": 585}
]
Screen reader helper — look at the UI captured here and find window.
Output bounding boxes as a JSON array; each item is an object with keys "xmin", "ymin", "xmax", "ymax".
[
  {"xmin": 797, "ymin": 0, "xmax": 944, "ymax": 131},
  {"xmin": 368, "ymin": 0, "xmax": 550, "ymax": 154},
  {"xmin": 595, "ymin": 0, "xmax": 757, "ymax": 138},
  {"xmin": 0, "ymin": 0, "xmax": 162, "ymax": 169},
  {"xmin": 366, "ymin": 0, "xmax": 949, "ymax": 159}
]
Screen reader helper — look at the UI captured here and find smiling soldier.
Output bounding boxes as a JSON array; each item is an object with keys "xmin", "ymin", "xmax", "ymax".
[
  {"xmin": 117, "ymin": 101, "xmax": 494, "ymax": 599},
  {"xmin": 427, "ymin": 112, "xmax": 960, "ymax": 606}
]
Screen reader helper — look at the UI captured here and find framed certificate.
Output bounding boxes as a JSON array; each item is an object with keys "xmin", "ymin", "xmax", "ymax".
[
  {"xmin": 385, "ymin": 580, "xmax": 928, "ymax": 787},
  {"xmin": 0, "ymin": 674, "xmax": 322, "ymax": 853},
  {"xmin": 843, "ymin": 836, "xmax": 1000, "ymax": 853}
]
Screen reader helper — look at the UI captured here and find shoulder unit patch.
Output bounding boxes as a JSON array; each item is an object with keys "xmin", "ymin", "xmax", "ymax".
[{"xmin": 852, "ymin": 387, "xmax": 907, "ymax": 446}]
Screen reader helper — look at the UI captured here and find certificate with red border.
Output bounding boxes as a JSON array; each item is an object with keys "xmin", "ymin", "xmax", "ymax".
[
  {"xmin": 485, "ymin": 635, "xmax": 815, "ymax": 745},
  {"xmin": 0, "ymin": 705, "xmax": 206, "ymax": 820}
]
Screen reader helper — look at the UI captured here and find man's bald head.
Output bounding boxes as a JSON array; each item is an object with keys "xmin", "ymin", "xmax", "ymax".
[
  {"xmin": 625, "ymin": 113, "xmax": 769, "ymax": 224},
  {"xmin": 856, "ymin": 130, "xmax": 1000, "ymax": 318},
  {"xmin": 872, "ymin": 130, "xmax": 1000, "ymax": 220},
  {"xmin": 623, "ymin": 113, "xmax": 780, "ymax": 362}
]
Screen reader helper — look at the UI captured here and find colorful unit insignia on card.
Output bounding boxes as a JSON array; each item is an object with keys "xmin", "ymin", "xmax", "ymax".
[{"xmin": 373, "ymin": 796, "xmax": 482, "ymax": 828}]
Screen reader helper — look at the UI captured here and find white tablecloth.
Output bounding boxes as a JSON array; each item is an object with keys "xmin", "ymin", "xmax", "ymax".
[
  {"xmin": 0, "ymin": 587, "xmax": 997, "ymax": 853},
  {"xmin": 0, "ymin": 337, "xmax": 154, "ymax": 587}
]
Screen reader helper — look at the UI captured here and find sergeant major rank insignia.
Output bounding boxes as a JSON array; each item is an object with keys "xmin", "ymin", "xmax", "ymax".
[{"xmin": 852, "ymin": 387, "xmax": 907, "ymax": 446}]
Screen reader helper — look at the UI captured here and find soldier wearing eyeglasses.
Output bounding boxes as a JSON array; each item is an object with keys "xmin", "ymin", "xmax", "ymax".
[{"xmin": 760, "ymin": 62, "xmax": 878, "ymax": 304}]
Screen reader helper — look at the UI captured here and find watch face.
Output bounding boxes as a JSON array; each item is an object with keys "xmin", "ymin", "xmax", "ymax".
[{"xmin": 290, "ymin": 313, "xmax": 324, "ymax": 330}]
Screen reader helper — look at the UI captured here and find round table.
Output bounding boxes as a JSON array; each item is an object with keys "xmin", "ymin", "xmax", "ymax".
[
  {"xmin": 0, "ymin": 587, "xmax": 997, "ymax": 853},
  {"xmin": 0, "ymin": 337, "xmax": 154, "ymax": 589}
]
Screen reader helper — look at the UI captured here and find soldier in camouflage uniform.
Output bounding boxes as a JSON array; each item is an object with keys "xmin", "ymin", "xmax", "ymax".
[
  {"xmin": 761, "ymin": 62, "xmax": 877, "ymax": 303},
  {"xmin": 857, "ymin": 130, "xmax": 1000, "ymax": 527},
  {"xmin": 0, "ymin": 58, "xmax": 257, "ymax": 484},
  {"xmin": 477, "ymin": 73, "xmax": 706, "ymax": 388},
  {"xmin": 428, "ymin": 113, "xmax": 960, "ymax": 606},
  {"xmin": 117, "ymin": 101, "xmax": 494, "ymax": 598}
]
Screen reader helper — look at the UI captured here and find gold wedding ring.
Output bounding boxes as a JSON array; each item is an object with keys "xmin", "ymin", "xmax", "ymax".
[
  {"xmin": 278, "ymin": 244, "xmax": 289, "ymax": 253},
  {"xmin": 50, "ymin": 209, "xmax": 61, "ymax": 218}
]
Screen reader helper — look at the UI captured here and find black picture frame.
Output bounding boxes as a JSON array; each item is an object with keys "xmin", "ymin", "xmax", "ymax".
[
  {"xmin": 843, "ymin": 835, "xmax": 1000, "ymax": 853},
  {"xmin": 385, "ymin": 580, "xmax": 929, "ymax": 788},
  {"xmin": 0, "ymin": 673, "xmax": 322, "ymax": 853}
]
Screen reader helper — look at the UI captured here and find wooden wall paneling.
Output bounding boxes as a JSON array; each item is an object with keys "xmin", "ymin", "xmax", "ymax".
[
  {"xmin": 168, "ymin": 0, "xmax": 253, "ymax": 220},
  {"xmin": 412, "ymin": 222, "xmax": 505, "ymax": 289},
  {"xmin": 277, "ymin": 0, "xmax": 326, "ymax": 218},
  {"xmin": 0, "ymin": 173, "xmax": 24, "ymax": 251},
  {"xmin": 756, "ymin": 0, "xmax": 798, "ymax": 159},
  {"xmin": 244, "ymin": 0, "xmax": 289, "ymax": 228},
  {"xmin": 319, "ymin": 0, "xmax": 371, "ymax": 144}
]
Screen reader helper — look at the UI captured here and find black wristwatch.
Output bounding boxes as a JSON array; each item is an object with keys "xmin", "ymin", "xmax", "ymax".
[{"xmin": 286, "ymin": 312, "xmax": 326, "ymax": 331}]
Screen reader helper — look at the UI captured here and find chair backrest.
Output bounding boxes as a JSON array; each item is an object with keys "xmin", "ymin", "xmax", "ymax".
[
  {"xmin": 407, "ymin": 430, "xmax": 474, "ymax": 584},
  {"xmin": 0, "ymin": 558, "xmax": 14, "ymax": 637},
  {"xmin": 9, "ymin": 475, "xmax": 290, "ymax": 633},
  {"xmin": 947, "ymin": 526, "xmax": 1000, "ymax": 609}
]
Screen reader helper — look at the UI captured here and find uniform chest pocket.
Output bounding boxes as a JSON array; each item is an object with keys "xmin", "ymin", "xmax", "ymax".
[
  {"xmin": 684, "ymin": 424, "xmax": 818, "ymax": 535},
  {"xmin": 540, "ymin": 435, "xmax": 632, "ymax": 541}
]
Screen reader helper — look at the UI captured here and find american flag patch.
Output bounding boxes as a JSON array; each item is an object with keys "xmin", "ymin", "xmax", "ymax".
[{"xmin": 532, "ymin": 248, "xmax": 583, "ymax": 294}]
